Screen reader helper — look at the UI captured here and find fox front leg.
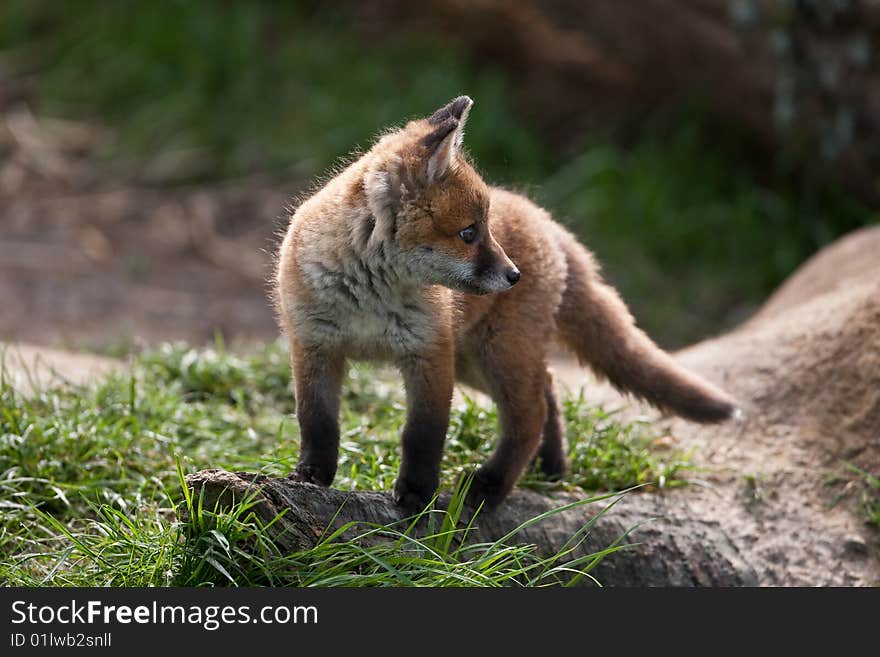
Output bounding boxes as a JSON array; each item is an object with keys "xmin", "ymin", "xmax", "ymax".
[
  {"xmin": 289, "ymin": 344, "xmax": 345, "ymax": 486},
  {"xmin": 393, "ymin": 345, "xmax": 455, "ymax": 510}
]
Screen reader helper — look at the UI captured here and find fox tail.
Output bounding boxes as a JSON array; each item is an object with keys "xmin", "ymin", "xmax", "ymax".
[{"xmin": 554, "ymin": 233, "xmax": 739, "ymax": 423}]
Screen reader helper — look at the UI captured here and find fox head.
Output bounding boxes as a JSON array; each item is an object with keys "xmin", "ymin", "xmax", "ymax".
[{"xmin": 363, "ymin": 96, "xmax": 520, "ymax": 295}]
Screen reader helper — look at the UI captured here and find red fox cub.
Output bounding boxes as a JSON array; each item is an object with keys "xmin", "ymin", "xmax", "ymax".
[{"xmin": 275, "ymin": 96, "xmax": 739, "ymax": 508}]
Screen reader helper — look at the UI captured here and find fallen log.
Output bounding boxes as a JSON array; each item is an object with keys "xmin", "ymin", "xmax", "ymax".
[{"xmin": 184, "ymin": 468, "xmax": 758, "ymax": 586}]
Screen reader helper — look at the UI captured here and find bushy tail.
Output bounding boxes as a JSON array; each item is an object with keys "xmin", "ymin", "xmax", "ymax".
[{"xmin": 554, "ymin": 235, "xmax": 738, "ymax": 423}]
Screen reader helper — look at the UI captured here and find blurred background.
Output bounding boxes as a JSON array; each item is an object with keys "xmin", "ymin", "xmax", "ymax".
[{"xmin": 1, "ymin": 0, "xmax": 877, "ymax": 353}]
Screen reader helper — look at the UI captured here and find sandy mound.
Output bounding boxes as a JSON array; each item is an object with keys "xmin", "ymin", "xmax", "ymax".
[
  {"xmin": 749, "ymin": 225, "xmax": 880, "ymax": 324},
  {"xmin": 676, "ymin": 227, "xmax": 879, "ymax": 474},
  {"xmin": 554, "ymin": 226, "xmax": 880, "ymax": 585}
]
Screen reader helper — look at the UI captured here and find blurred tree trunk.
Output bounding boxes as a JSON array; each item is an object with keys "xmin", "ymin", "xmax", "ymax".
[{"xmin": 359, "ymin": 0, "xmax": 880, "ymax": 199}]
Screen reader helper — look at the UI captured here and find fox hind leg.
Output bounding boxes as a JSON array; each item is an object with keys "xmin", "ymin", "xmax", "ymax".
[
  {"xmin": 469, "ymin": 348, "xmax": 548, "ymax": 508},
  {"xmin": 537, "ymin": 370, "xmax": 568, "ymax": 480}
]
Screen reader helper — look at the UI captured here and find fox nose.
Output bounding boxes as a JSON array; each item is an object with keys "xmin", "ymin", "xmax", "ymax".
[{"xmin": 506, "ymin": 268, "xmax": 521, "ymax": 285}]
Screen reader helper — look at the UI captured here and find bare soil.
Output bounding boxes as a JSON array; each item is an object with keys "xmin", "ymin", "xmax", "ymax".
[{"xmin": 0, "ymin": 106, "xmax": 287, "ymax": 350}]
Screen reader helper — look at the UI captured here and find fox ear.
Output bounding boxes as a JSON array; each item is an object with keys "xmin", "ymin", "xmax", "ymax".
[
  {"xmin": 422, "ymin": 96, "xmax": 473, "ymax": 183},
  {"xmin": 422, "ymin": 117, "xmax": 459, "ymax": 183},
  {"xmin": 427, "ymin": 95, "xmax": 473, "ymax": 130}
]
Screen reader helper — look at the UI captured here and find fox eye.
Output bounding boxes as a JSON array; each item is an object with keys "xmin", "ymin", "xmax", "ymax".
[{"xmin": 459, "ymin": 225, "xmax": 476, "ymax": 244}]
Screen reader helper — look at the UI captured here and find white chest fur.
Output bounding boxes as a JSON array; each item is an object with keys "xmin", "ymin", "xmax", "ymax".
[{"xmin": 294, "ymin": 254, "xmax": 436, "ymax": 359}]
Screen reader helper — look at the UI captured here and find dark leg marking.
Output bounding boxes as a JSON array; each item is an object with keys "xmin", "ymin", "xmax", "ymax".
[{"xmin": 289, "ymin": 347, "xmax": 345, "ymax": 487}]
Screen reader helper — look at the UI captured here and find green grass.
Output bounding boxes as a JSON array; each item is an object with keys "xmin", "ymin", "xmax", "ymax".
[
  {"xmin": 0, "ymin": 340, "xmax": 685, "ymax": 586},
  {"xmin": 824, "ymin": 463, "xmax": 880, "ymax": 550},
  {"xmin": 845, "ymin": 464, "xmax": 880, "ymax": 536},
  {"xmin": 17, "ymin": 468, "xmax": 630, "ymax": 587}
]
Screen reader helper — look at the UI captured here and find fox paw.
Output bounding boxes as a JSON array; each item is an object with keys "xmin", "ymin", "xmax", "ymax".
[
  {"xmin": 464, "ymin": 467, "xmax": 510, "ymax": 510},
  {"xmin": 392, "ymin": 477, "xmax": 435, "ymax": 512},
  {"xmin": 538, "ymin": 453, "xmax": 568, "ymax": 480},
  {"xmin": 288, "ymin": 463, "xmax": 334, "ymax": 487}
]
